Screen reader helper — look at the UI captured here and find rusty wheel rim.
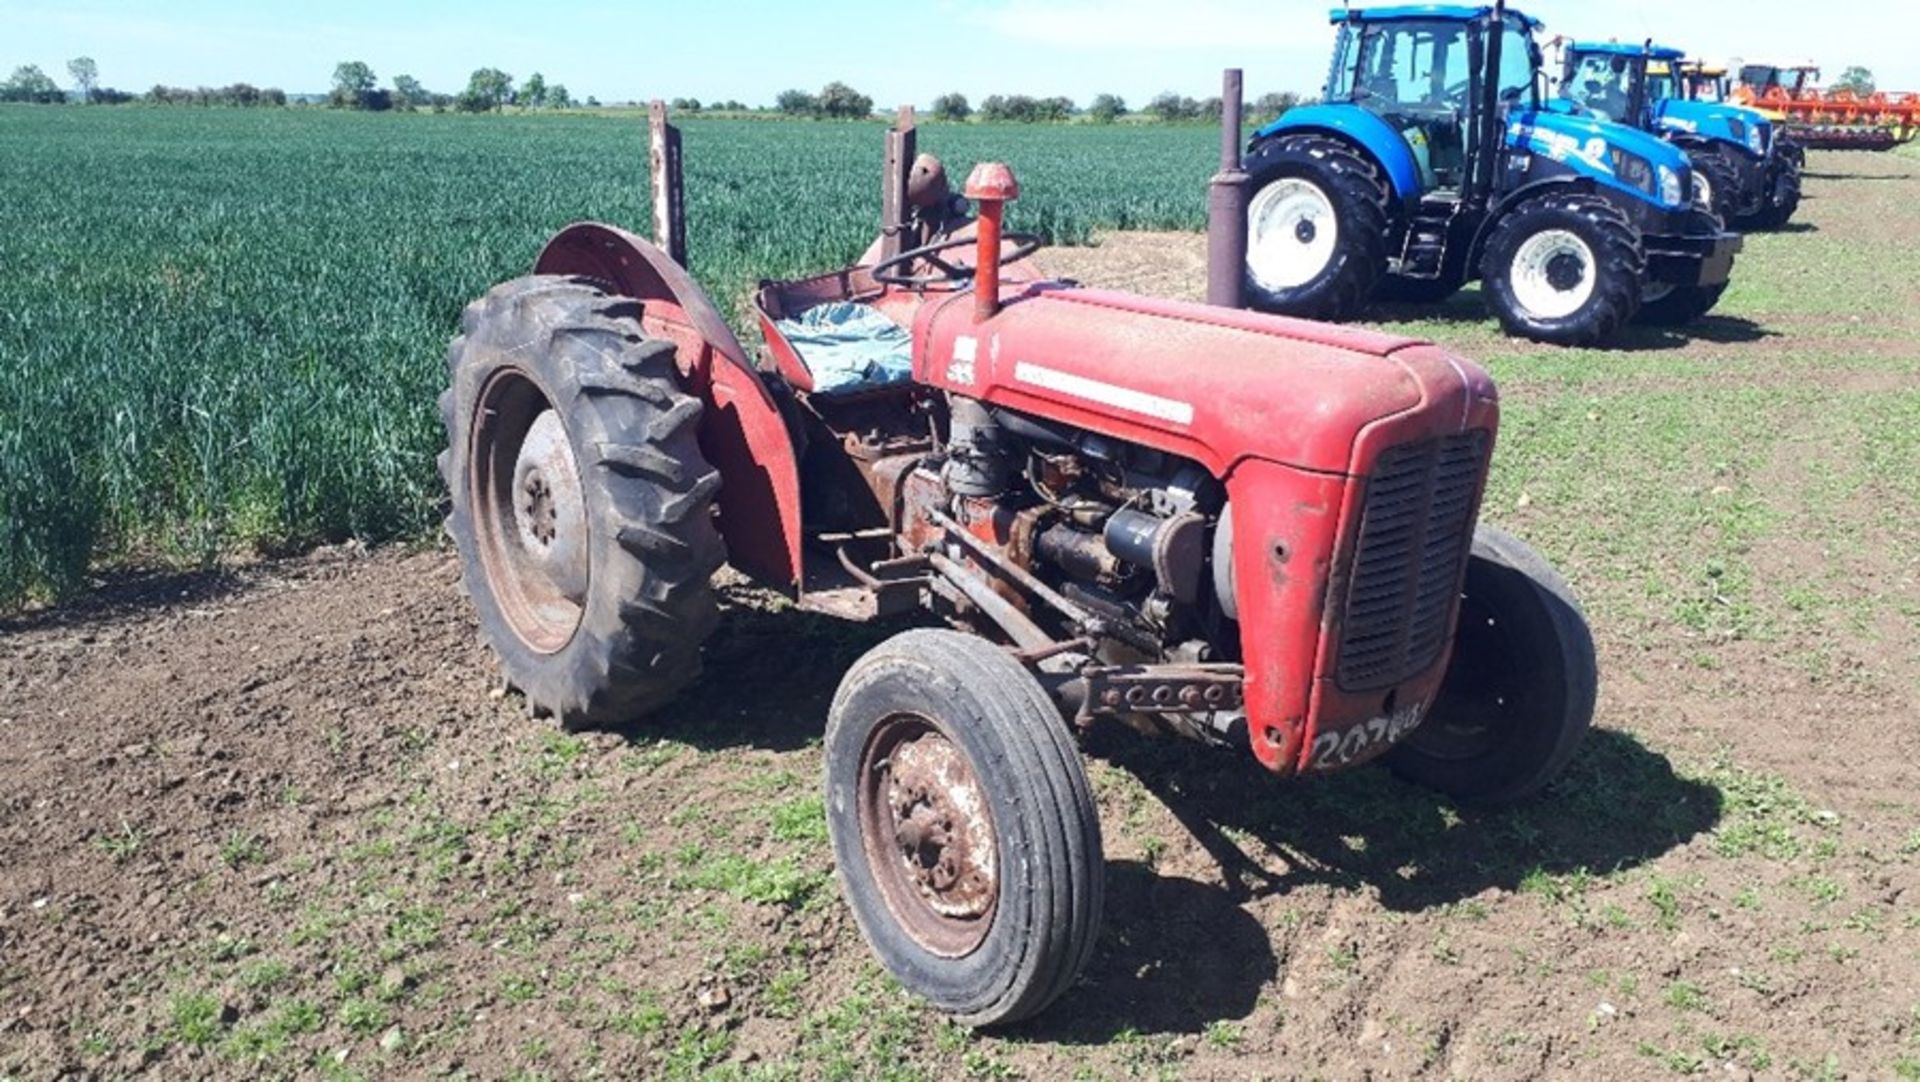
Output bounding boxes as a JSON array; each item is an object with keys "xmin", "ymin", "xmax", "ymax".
[
  {"xmin": 856, "ymin": 713, "xmax": 999, "ymax": 958},
  {"xmin": 469, "ymin": 369, "xmax": 589, "ymax": 654}
]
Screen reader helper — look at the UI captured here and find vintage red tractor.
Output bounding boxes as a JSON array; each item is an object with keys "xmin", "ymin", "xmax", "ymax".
[{"xmin": 438, "ymin": 106, "xmax": 1597, "ymax": 1026}]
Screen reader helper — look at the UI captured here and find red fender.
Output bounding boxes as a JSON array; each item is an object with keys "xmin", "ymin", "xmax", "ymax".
[{"xmin": 535, "ymin": 222, "xmax": 802, "ymax": 592}]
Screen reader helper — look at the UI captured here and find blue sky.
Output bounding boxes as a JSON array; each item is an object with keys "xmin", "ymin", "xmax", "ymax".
[{"xmin": 4, "ymin": 1, "xmax": 1914, "ymax": 105}]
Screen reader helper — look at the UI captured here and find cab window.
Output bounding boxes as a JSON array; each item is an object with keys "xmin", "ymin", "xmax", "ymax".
[
  {"xmin": 1348, "ymin": 20, "xmax": 1472, "ymax": 114},
  {"xmin": 1564, "ymin": 53, "xmax": 1633, "ymax": 121},
  {"xmin": 1497, "ymin": 18, "xmax": 1539, "ymax": 107}
]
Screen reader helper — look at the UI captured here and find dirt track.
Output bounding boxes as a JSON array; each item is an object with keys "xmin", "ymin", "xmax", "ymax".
[{"xmin": 4, "ymin": 153, "xmax": 1920, "ymax": 1080}]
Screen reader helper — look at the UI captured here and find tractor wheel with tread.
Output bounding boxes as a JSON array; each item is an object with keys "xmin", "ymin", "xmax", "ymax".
[
  {"xmin": 1242, "ymin": 134, "xmax": 1392, "ymax": 321},
  {"xmin": 825, "ymin": 629, "xmax": 1104, "ymax": 1028},
  {"xmin": 1382, "ymin": 526, "xmax": 1596, "ymax": 806},
  {"xmin": 1743, "ymin": 155, "xmax": 1803, "ymax": 230},
  {"xmin": 1480, "ymin": 192, "xmax": 1644, "ymax": 346},
  {"xmin": 440, "ymin": 274, "xmax": 724, "ymax": 730},
  {"xmin": 1684, "ymin": 146, "xmax": 1742, "ymax": 221}
]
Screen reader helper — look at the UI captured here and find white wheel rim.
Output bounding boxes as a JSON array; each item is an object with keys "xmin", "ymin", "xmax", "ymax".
[
  {"xmin": 1509, "ymin": 229, "xmax": 1597, "ymax": 321},
  {"xmin": 1695, "ymin": 172, "xmax": 1715, "ymax": 210},
  {"xmin": 1247, "ymin": 178, "xmax": 1339, "ymax": 291}
]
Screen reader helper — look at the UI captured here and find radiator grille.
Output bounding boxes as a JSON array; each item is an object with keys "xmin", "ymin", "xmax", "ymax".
[{"xmin": 1335, "ymin": 432, "xmax": 1489, "ymax": 691}]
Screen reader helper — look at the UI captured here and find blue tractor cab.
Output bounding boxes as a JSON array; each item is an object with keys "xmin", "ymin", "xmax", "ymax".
[
  {"xmin": 1242, "ymin": 3, "xmax": 1743, "ymax": 344},
  {"xmin": 1560, "ymin": 40, "xmax": 1802, "ymax": 228}
]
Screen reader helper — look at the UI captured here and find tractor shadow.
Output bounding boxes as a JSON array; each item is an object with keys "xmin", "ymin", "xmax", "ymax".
[
  {"xmin": 624, "ymin": 580, "xmax": 930, "ymax": 754},
  {"xmin": 1017, "ymin": 727, "xmax": 1718, "ymax": 1044},
  {"xmin": 1094, "ymin": 725, "xmax": 1720, "ymax": 916},
  {"xmin": 1610, "ymin": 315, "xmax": 1776, "ymax": 351},
  {"xmin": 1369, "ymin": 292, "xmax": 1777, "ymax": 351}
]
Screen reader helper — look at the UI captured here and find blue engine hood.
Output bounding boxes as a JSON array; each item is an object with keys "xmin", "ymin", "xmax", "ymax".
[
  {"xmin": 1515, "ymin": 108, "xmax": 1690, "ymax": 172},
  {"xmin": 1656, "ymin": 97, "xmax": 1769, "ymax": 132}
]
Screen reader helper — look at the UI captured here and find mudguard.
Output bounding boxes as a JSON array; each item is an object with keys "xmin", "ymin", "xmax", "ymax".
[
  {"xmin": 1252, "ymin": 104, "xmax": 1422, "ymax": 201},
  {"xmin": 535, "ymin": 222, "xmax": 803, "ymax": 592}
]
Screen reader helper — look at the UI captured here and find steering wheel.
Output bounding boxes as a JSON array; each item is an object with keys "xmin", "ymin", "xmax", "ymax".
[{"xmin": 869, "ymin": 231, "xmax": 1045, "ymax": 288}]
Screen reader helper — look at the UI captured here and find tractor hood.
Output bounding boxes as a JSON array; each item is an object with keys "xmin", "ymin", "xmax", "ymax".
[
  {"xmin": 1655, "ymin": 98, "xmax": 1772, "ymax": 155},
  {"xmin": 912, "ymin": 286, "xmax": 1496, "ymax": 479},
  {"xmin": 1509, "ymin": 108, "xmax": 1693, "ymax": 207}
]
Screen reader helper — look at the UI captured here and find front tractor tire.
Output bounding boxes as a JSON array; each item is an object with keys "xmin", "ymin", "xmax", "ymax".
[
  {"xmin": 440, "ymin": 275, "xmax": 725, "ymax": 730},
  {"xmin": 1242, "ymin": 134, "xmax": 1391, "ymax": 321},
  {"xmin": 1383, "ymin": 526, "xmax": 1597, "ymax": 806},
  {"xmin": 825, "ymin": 630, "xmax": 1104, "ymax": 1027},
  {"xmin": 1683, "ymin": 147, "xmax": 1741, "ymax": 221},
  {"xmin": 1480, "ymin": 193, "xmax": 1644, "ymax": 346},
  {"xmin": 1743, "ymin": 154, "xmax": 1803, "ymax": 230}
]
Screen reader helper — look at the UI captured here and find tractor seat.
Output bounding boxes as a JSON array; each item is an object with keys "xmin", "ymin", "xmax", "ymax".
[{"xmin": 771, "ymin": 301, "xmax": 915, "ymax": 396}]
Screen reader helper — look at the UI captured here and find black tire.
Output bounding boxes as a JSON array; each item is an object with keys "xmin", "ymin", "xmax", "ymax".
[
  {"xmin": 1383, "ymin": 526, "xmax": 1596, "ymax": 805},
  {"xmin": 440, "ymin": 275, "xmax": 724, "ymax": 729},
  {"xmin": 1743, "ymin": 155, "xmax": 1802, "ymax": 229},
  {"xmin": 1242, "ymin": 134, "xmax": 1391, "ymax": 321},
  {"xmin": 1635, "ymin": 281, "xmax": 1729, "ymax": 325},
  {"xmin": 1684, "ymin": 146, "xmax": 1742, "ymax": 221},
  {"xmin": 1480, "ymin": 192, "xmax": 1644, "ymax": 346},
  {"xmin": 825, "ymin": 629, "xmax": 1103, "ymax": 1027}
]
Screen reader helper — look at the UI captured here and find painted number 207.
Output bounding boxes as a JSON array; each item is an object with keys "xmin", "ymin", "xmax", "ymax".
[{"xmin": 1307, "ymin": 701, "xmax": 1428, "ymax": 772}]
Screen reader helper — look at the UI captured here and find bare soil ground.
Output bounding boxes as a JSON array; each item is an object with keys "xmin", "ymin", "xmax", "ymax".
[{"xmin": 4, "ymin": 153, "xmax": 1920, "ymax": 1081}]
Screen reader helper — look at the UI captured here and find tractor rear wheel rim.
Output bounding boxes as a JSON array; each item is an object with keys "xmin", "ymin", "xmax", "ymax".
[
  {"xmin": 1248, "ymin": 178, "xmax": 1339, "ymax": 290},
  {"xmin": 470, "ymin": 369, "xmax": 588, "ymax": 654},
  {"xmin": 857, "ymin": 713, "xmax": 998, "ymax": 958},
  {"xmin": 1510, "ymin": 229, "xmax": 1596, "ymax": 320}
]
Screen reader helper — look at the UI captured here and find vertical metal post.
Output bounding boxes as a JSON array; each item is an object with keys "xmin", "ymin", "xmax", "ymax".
[
  {"xmin": 649, "ymin": 100, "xmax": 687, "ymax": 267},
  {"xmin": 1206, "ymin": 68, "xmax": 1249, "ymax": 309},
  {"xmin": 881, "ymin": 105, "xmax": 917, "ymax": 262}
]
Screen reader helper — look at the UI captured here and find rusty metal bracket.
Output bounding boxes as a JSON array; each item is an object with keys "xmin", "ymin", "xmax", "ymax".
[
  {"xmin": 1076, "ymin": 664, "xmax": 1246, "ymax": 726},
  {"xmin": 649, "ymin": 100, "xmax": 687, "ymax": 267},
  {"xmin": 880, "ymin": 105, "xmax": 917, "ymax": 263}
]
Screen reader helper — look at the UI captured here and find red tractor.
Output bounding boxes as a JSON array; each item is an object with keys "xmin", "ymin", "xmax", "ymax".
[{"xmin": 439, "ymin": 106, "xmax": 1596, "ymax": 1026}]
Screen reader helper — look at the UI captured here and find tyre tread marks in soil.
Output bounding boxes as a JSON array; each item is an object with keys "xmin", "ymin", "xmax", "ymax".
[
  {"xmin": 1384, "ymin": 525, "xmax": 1597, "ymax": 806},
  {"xmin": 1243, "ymin": 133, "xmax": 1393, "ymax": 321},
  {"xmin": 825, "ymin": 629, "xmax": 1104, "ymax": 1027},
  {"xmin": 1481, "ymin": 192, "xmax": 1645, "ymax": 346},
  {"xmin": 440, "ymin": 274, "xmax": 723, "ymax": 730}
]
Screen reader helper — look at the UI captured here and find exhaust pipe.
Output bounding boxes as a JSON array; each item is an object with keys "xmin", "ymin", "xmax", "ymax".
[
  {"xmin": 1206, "ymin": 69, "xmax": 1249, "ymax": 308},
  {"xmin": 964, "ymin": 162, "xmax": 1019, "ymax": 322}
]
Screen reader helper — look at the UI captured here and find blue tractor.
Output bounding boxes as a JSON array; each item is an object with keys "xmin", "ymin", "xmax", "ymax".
[
  {"xmin": 1243, "ymin": 3, "xmax": 1742, "ymax": 344},
  {"xmin": 1558, "ymin": 41, "xmax": 1802, "ymax": 229}
]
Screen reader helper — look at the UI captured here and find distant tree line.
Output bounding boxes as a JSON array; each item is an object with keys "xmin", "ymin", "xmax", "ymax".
[
  {"xmin": 326, "ymin": 62, "xmax": 574, "ymax": 113},
  {"xmin": 146, "ymin": 84, "xmax": 288, "ymax": 107},
  {"xmin": 774, "ymin": 81, "xmax": 875, "ymax": 119},
  {"xmin": 8, "ymin": 55, "xmax": 1309, "ymax": 124},
  {"xmin": 922, "ymin": 90, "xmax": 1306, "ymax": 125}
]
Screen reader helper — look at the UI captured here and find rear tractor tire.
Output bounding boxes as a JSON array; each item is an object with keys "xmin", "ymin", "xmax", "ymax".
[
  {"xmin": 1480, "ymin": 193, "xmax": 1644, "ymax": 346},
  {"xmin": 824, "ymin": 630, "xmax": 1104, "ymax": 1027},
  {"xmin": 440, "ymin": 275, "xmax": 725, "ymax": 730},
  {"xmin": 1383, "ymin": 526, "xmax": 1596, "ymax": 806},
  {"xmin": 1242, "ymin": 134, "xmax": 1392, "ymax": 321}
]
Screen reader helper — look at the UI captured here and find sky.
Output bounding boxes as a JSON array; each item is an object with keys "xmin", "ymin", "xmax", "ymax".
[{"xmin": 4, "ymin": 0, "xmax": 1915, "ymax": 106}]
